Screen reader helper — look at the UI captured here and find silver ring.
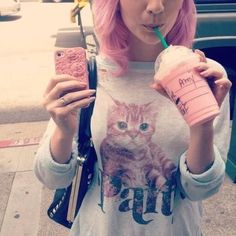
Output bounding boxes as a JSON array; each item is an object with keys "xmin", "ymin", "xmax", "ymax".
[{"xmin": 60, "ymin": 97, "xmax": 67, "ymax": 106}]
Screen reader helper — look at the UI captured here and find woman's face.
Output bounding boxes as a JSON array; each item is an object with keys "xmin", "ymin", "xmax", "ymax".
[{"xmin": 119, "ymin": 0, "xmax": 184, "ymax": 45}]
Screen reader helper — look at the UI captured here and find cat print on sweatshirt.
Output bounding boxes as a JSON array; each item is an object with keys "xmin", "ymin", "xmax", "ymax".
[{"xmin": 100, "ymin": 99, "xmax": 177, "ymax": 198}]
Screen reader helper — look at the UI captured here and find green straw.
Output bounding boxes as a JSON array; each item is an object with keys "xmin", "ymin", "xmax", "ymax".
[{"xmin": 153, "ymin": 27, "xmax": 169, "ymax": 49}]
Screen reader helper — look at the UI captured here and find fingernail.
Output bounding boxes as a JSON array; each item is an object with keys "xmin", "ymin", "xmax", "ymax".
[
  {"xmin": 80, "ymin": 82, "xmax": 87, "ymax": 87},
  {"xmin": 89, "ymin": 96, "xmax": 96, "ymax": 101},
  {"xmin": 200, "ymin": 71, "xmax": 207, "ymax": 76},
  {"xmin": 87, "ymin": 90, "xmax": 96, "ymax": 97},
  {"xmin": 82, "ymin": 97, "xmax": 96, "ymax": 108}
]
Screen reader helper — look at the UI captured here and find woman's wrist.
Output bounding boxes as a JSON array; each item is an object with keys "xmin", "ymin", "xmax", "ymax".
[
  {"xmin": 186, "ymin": 120, "xmax": 215, "ymax": 174},
  {"xmin": 54, "ymin": 126, "xmax": 75, "ymax": 140},
  {"xmin": 50, "ymin": 127, "xmax": 74, "ymax": 164},
  {"xmin": 189, "ymin": 120, "xmax": 214, "ymax": 135}
]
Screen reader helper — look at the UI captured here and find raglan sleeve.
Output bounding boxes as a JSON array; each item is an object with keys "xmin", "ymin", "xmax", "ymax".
[
  {"xmin": 34, "ymin": 119, "xmax": 78, "ymax": 190},
  {"xmin": 177, "ymin": 59, "xmax": 231, "ymax": 201}
]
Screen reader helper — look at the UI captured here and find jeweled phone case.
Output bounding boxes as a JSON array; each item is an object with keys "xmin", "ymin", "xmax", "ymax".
[{"xmin": 55, "ymin": 47, "xmax": 88, "ymax": 86}]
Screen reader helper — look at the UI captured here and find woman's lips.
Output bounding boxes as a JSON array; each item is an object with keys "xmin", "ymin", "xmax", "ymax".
[{"xmin": 144, "ymin": 24, "xmax": 163, "ymax": 32}]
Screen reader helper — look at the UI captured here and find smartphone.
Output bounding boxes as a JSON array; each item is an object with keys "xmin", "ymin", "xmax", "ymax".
[{"xmin": 54, "ymin": 47, "xmax": 88, "ymax": 87}]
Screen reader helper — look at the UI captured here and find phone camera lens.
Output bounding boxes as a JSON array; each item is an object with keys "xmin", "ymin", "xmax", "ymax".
[{"xmin": 57, "ymin": 51, "xmax": 64, "ymax": 57}]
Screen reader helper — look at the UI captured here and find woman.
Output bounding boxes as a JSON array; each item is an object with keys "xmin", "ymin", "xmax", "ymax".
[{"xmin": 35, "ymin": 0, "xmax": 231, "ymax": 235}]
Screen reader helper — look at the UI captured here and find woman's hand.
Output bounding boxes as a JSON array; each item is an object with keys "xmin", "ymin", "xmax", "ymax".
[
  {"xmin": 42, "ymin": 74, "xmax": 96, "ymax": 137},
  {"xmin": 194, "ymin": 49, "xmax": 232, "ymax": 108},
  {"xmin": 152, "ymin": 50, "xmax": 231, "ymax": 107},
  {"xmin": 152, "ymin": 51, "xmax": 231, "ymax": 173},
  {"xmin": 187, "ymin": 50, "xmax": 231, "ymax": 173}
]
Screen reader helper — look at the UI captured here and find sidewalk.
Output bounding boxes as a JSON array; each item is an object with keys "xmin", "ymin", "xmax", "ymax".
[
  {"xmin": 0, "ymin": 121, "xmax": 70, "ymax": 236},
  {"xmin": 0, "ymin": 2, "xmax": 95, "ymax": 124}
]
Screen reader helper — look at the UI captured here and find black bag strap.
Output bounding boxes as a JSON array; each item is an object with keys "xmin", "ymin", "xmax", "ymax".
[{"xmin": 77, "ymin": 56, "xmax": 97, "ymax": 157}]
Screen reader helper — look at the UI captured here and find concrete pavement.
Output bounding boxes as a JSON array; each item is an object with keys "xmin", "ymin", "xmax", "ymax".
[
  {"xmin": 0, "ymin": 121, "xmax": 70, "ymax": 236},
  {"xmin": 0, "ymin": 2, "xmax": 235, "ymax": 236},
  {"xmin": 0, "ymin": 1, "xmax": 94, "ymax": 124}
]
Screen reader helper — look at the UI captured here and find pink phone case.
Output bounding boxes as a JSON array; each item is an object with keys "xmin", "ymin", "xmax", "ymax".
[{"xmin": 54, "ymin": 47, "xmax": 88, "ymax": 86}]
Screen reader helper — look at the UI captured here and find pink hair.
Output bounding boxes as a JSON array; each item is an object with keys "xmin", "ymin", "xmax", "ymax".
[
  {"xmin": 92, "ymin": 0, "xmax": 197, "ymax": 75},
  {"xmin": 166, "ymin": 0, "xmax": 197, "ymax": 47}
]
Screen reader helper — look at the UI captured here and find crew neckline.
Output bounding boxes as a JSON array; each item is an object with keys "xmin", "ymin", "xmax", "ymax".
[{"xmin": 97, "ymin": 55, "xmax": 155, "ymax": 72}]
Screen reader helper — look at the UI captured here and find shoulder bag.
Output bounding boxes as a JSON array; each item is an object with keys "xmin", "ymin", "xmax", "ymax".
[{"xmin": 47, "ymin": 57, "xmax": 97, "ymax": 228}]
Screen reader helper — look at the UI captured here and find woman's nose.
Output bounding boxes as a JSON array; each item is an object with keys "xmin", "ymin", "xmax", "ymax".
[{"xmin": 146, "ymin": 0, "xmax": 164, "ymax": 15}]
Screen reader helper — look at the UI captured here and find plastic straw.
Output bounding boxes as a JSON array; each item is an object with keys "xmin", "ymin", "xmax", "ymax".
[{"xmin": 153, "ymin": 27, "xmax": 169, "ymax": 49}]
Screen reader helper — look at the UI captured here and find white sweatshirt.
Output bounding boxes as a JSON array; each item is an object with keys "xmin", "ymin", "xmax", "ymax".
[{"xmin": 34, "ymin": 56, "xmax": 230, "ymax": 236}]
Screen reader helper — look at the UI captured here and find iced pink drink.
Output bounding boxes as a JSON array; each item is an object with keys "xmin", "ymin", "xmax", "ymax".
[{"xmin": 154, "ymin": 46, "xmax": 220, "ymax": 127}]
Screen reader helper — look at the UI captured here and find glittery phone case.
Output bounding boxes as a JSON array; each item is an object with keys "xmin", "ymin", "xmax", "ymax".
[{"xmin": 54, "ymin": 47, "xmax": 88, "ymax": 86}]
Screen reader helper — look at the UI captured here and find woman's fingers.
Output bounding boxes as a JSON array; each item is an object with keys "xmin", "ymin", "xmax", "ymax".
[
  {"xmin": 49, "ymin": 79, "xmax": 86, "ymax": 99},
  {"xmin": 215, "ymin": 77, "xmax": 232, "ymax": 87},
  {"xmin": 57, "ymin": 89, "xmax": 96, "ymax": 107},
  {"xmin": 194, "ymin": 61, "xmax": 231, "ymax": 106},
  {"xmin": 44, "ymin": 74, "xmax": 77, "ymax": 94},
  {"xmin": 195, "ymin": 63, "xmax": 224, "ymax": 79},
  {"xmin": 194, "ymin": 49, "xmax": 207, "ymax": 62},
  {"xmin": 150, "ymin": 82, "xmax": 168, "ymax": 97},
  {"xmin": 46, "ymin": 96, "xmax": 96, "ymax": 118},
  {"xmin": 45, "ymin": 89, "xmax": 96, "ymax": 111},
  {"xmin": 41, "ymin": 74, "xmax": 94, "ymax": 135},
  {"xmin": 44, "ymin": 74, "xmax": 87, "ymax": 97},
  {"xmin": 214, "ymin": 77, "xmax": 232, "ymax": 106},
  {"xmin": 43, "ymin": 75, "xmax": 88, "ymax": 106}
]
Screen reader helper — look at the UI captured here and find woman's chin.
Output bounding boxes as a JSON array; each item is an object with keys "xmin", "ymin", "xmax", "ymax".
[
  {"xmin": 143, "ymin": 39, "xmax": 161, "ymax": 47},
  {"xmin": 141, "ymin": 33, "xmax": 161, "ymax": 45}
]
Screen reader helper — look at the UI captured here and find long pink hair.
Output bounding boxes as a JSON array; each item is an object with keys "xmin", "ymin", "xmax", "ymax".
[{"xmin": 92, "ymin": 0, "xmax": 197, "ymax": 75}]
